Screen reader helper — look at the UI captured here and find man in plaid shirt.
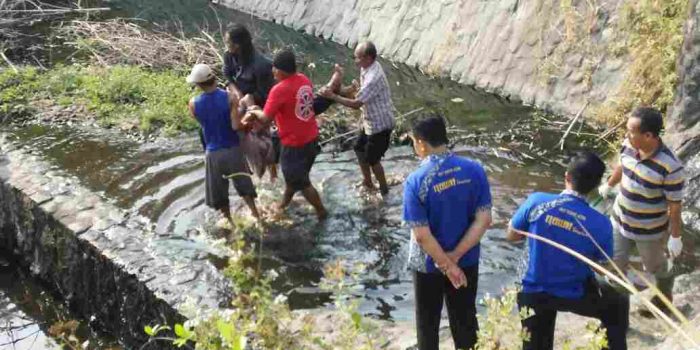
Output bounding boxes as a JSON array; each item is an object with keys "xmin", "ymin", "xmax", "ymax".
[{"xmin": 321, "ymin": 41, "xmax": 396, "ymax": 195}]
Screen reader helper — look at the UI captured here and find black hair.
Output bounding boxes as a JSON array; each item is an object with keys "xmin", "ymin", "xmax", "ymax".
[
  {"xmin": 272, "ymin": 49, "xmax": 297, "ymax": 74},
  {"xmin": 411, "ymin": 114, "xmax": 449, "ymax": 147},
  {"xmin": 196, "ymin": 77, "xmax": 217, "ymax": 88},
  {"xmin": 227, "ymin": 25, "xmax": 254, "ymax": 65},
  {"xmin": 363, "ymin": 41, "xmax": 377, "ymax": 60},
  {"xmin": 630, "ymin": 107, "xmax": 663, "ymax": 137},
  {"xmin": 567, "ymin": 151, "xmax": 606, "ymax": 194}
]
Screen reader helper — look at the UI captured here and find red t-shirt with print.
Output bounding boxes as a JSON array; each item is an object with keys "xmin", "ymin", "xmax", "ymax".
[{"xmin": 263, "ymin": 73, "xmax": 318, "ymax": 147}]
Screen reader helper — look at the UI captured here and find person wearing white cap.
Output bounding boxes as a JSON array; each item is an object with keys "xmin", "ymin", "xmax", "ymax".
[{"xmin": 186, "ymin": 63, "xmax": 261, "ymax": 227}]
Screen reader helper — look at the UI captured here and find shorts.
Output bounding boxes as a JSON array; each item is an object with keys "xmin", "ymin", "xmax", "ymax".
[
  {"xmin": 354, "ymin": 128, "xmax": 392, "ymax": 166},
  {"xmin": 205, "ymin": 146, "xmax": 257, "ymax": 210},
  {"xmin": 313, "ymin": 96, "xmax": 335, "ymax": 115},
  {"xmin": 280, "ymin": 139, "xmax": 321, "ymax": 192}
]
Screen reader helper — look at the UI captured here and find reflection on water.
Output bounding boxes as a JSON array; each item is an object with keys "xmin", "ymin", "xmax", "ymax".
[{"xmin": 0, "ymin": 258, "xmax": 120, "ymax": 350}]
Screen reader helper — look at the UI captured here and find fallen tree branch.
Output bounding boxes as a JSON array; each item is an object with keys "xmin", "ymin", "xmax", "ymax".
[
  {"xmin": 0, "ymin": 51, "xmax": 19, "ymax": 73},
  {"xmin": 556, "ymin": 101, "xmax": 589, "ymax": 150}
]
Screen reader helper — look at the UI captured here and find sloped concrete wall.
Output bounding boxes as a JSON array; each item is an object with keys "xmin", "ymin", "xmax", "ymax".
[
  {"xmin": 0, "ymin": 136, "xmax": 229, "ymax": 348},
  {"xmin": 216, "ymin": 0, "xmax": 627, "ymax": 119}
]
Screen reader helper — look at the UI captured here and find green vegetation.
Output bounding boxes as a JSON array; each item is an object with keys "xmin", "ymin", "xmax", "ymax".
[
  {"xmin": 0, "ymin": 64, "xmax": 197, "ymax": 135},
  {"xmin": 594, "ymin": 0, "xmax": 689, "ymax": 127},
  {"xmin": 143, "ymin": 217, "xmax": 384, "ymax": 350},
  {"xmin": 537, "ymin": 0, "xmax": 689, "ymax": 133}
]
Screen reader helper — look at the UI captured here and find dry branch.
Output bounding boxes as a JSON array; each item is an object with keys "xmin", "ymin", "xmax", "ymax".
[{"xmin": 60, "ymin": 20, "xmax": 225, "ymax": 75}]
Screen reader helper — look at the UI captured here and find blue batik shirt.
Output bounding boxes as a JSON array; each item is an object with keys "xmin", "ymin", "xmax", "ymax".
[
  {"xmin": 403, "ymin": 152, "xmax": 492, "ymax": 273},
  {"xmin": 510, "ymin": 190, "xmax": 613, "ymax": 299}
]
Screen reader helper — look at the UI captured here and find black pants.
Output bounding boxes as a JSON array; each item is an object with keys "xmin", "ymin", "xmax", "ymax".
[
  {"xmin": 280, "ymin": 139, "xmax": 320, "ymax": 192},
  {"xmin": 354, "ymin": 129, "xmax": 392, "ymax": 166},
  {"xmin": 518, "ymin": 279, "xmax": 629, "ymax": 350},
  {"xmin": 313, "ymin": 95, "xmax": 334, "ymax": 115},
  {"xmin": 414, "ymin": 265, "xmax": 479, "ymax": 350}
]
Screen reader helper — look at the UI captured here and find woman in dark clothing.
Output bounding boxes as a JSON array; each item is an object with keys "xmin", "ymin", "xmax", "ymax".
[
  {"xmin": 223, "ymin": 25, "xmax": 278, "ymax": 181},
  {"xmin": 224, "ymin": 25, "xmax": 275, "ymax": 106}
]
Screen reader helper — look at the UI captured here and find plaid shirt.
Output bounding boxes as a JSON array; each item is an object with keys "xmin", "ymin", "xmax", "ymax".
[{"xmin": 357, "ymin": 61, "xmax": 395, "ymax": 135}]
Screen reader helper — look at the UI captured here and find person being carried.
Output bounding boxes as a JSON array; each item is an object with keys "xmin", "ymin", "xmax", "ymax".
[
  {"xmin": 320, "ymin": 41, "xmax": 395, "ymax": 195},
  {"xmin": 403, "ymin": 115, "xmax": 492, "ymax": 350},
  {"xmin": 242, "ymin": 49, "xmax": 328, "ymax": 220},
  {"xmin": 186, "ymin": 63, "xmax": 261, "ymax": 227},
  {"xmin": 507, "ymin": 151, "xmax": 629, "ymax": 350}
]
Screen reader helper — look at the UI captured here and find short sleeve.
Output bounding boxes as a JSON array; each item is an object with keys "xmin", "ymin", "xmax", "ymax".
[
  {"xmin": 262, "ymin": 85, "xmax": 283, "ymax": 121},
  {"xmin": 510, "ymin": 194, "xmax": 536, "ymax": 231},
  {"xmin": 403, "ymin": 175, "xmax": 428, "ymax": 228},
  {"xmin": 475, "ymin": 165, "xmax": 492, "ymax": 212},
  {"xmin": 663, "ymin": 166, "xmax": 685, "ymax": 202}
]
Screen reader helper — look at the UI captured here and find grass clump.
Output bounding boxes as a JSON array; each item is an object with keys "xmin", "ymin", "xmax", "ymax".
[
  {"xmin": 0, "ymin": 64, "xmax": 197, "ymax": 135},
  {"xmin": 592, "ymin": 0, "xmax": 689, "ymax": 127}
]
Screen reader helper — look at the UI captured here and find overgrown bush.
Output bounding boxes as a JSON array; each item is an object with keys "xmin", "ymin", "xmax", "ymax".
[
  {"xmin": 593, "ymin": 0, "xmax": 689, "ymax": 128},
  {"xmin": 0, "ymin": 64, "xmax": 197, "ymax": 135}
]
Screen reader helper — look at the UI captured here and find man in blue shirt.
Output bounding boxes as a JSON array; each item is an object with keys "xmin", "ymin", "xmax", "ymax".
[
  {"xmin": 186, "ymin": 63, "xmax": 260, "ymax": 227},
  {"xmin": 403, "ymin": 115, "xmax": 492, "ymax": 350},
  {"xmin": 507, "ymin": 151, "xmax": 629, "ymax": 350}
]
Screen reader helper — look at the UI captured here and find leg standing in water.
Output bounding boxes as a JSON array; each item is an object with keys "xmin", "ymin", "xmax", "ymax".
[
  {"xmin": 403, "ymin": 115, "xmax": 492, "ymax": 350},
  {"xmin": 507, "ymin": 152, "xmax": 629, "ymax": 350},
  {"xmin": 320, "ymin": 41, "xmax": 395, "ymax": 195},
  {"xmin": 186, "ymin": 63, "xmax": 260, "ymax": 226},
  {"xmin": 243, "ymin": 49, "xmax": 327, "ymax": 220}
]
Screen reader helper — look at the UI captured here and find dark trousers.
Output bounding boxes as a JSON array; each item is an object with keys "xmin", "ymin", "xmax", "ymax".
[
  {"xmin": 518, "ymin": 279, "xmax": 629, "ymax": 350},
  {"xmin": 414, "ymin": 265, "xmax": 479, "ymax": 350}
]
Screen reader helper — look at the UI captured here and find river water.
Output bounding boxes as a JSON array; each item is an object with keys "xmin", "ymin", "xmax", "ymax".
[
  {"xmin": 1, "ymin": 0, "xmax": 697, "ymax": 345},
  {"xmin": 1, "ymin": 0, "xmax": 582, "ymax": 323}
]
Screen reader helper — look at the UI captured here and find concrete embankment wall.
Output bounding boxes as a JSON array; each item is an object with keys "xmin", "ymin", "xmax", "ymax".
[
  {"xmin": 0, "ymin": 135, "xmax": 227, "ymax": 348},
  {"xmin": 216, "ymin": 0, "xmax": 627, "ymax": 119},
  {"xmin": 219, "ymin": 0, "xmax": 700, "ymax": 227}
]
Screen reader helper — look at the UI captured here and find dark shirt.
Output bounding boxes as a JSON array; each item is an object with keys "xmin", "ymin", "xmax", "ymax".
[{"xmin": 223, "ymin": 50, "xmax": 274, "ymax": 106}]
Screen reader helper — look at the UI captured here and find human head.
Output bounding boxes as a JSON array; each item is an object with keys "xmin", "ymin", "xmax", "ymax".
[
  {"xmin": 410, "ymin": 114, "xmax": 450, "ymax": 159},
  {"xmin": 225, "ymin": 25, "xmax": 254, "ymax": 61},
  {"xmin": 186, "ymin": 64, "xmax": 217, "ymax": 90},
  {"xmin": 626, "ymin": 107, "xmax": 663, "ymax": 152},
  {"xmin": 272, "ymin": 49, "xmax": 296, "ymax": 81},
  {"xmin": 564, "ymin": 151, "xmax": 606, "ymax": 195},
  {"xmin": 354, "ymin": 41, "xmax": 377, "ymax": 69}
]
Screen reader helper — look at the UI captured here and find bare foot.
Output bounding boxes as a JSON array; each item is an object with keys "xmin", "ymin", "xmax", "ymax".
[
  {"xmin": 326, "ymin": 64, "xmax": 344, "ymax": 93},
  {"xmin": 379, "ymin": 185, "xmax": 389, "ymax": 196},
  {"xmin": 316, "ymin": 208, "xmax": 329, "ymax": 221},
  {"xmin": 274, "ymin": 202, "xmax": 288, "ymax": 215}
]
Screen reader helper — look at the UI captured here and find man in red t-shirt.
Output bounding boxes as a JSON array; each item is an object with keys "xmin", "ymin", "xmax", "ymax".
[{"xmin": 243, "ymin": 49, "xmax": 328, "ymax": 220}]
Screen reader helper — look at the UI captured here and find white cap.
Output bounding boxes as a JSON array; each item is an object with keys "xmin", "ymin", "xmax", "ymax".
[{"xmin": 186, "ymin": 64, "xmax": 214, "ymax": 84}]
